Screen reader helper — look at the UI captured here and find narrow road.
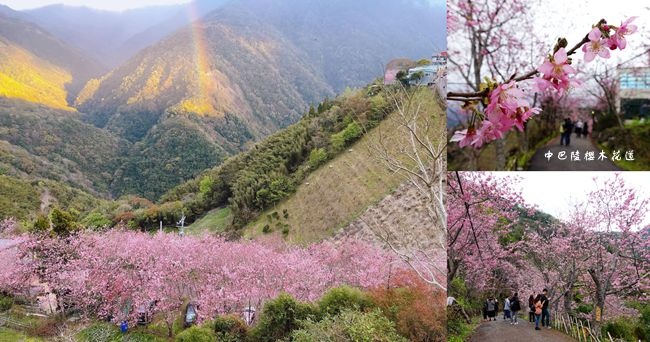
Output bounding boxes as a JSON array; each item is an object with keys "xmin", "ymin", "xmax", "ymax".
[
  {"xmin": 469, "ymin": 319, "xmax": 576, "ymax": 342},
  {"xmin": 528, "ymin": 134, "xmax": 620, "ymax": 171}
]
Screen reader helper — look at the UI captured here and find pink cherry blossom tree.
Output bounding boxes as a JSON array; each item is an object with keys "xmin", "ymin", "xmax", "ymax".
[
  {"xmin": 447, "ymin": 0, "xmax": 544, "ymax": 169},
  {"xmin": 574, "ymin": 175, "xmax": 649, "ymax": 331},
  {"xmin": 448, "ymin": 1, "xmax": 638, "ymax": 153},
  {"xmin": 447, "ymin": 171, "xmax": 529, "ymax": 290},
  {"xmin": 448, "ymin": 172, "xmax": 649, "ymax": 336},
  {"xmin": 5, "ymin": 231, "xmax": 401, "ymax": 337}
]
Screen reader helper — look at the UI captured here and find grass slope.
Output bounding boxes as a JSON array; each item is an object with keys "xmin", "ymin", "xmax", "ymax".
[
  {"xmin": 0, "ymin": 174, "xmax": 104, "ymax": 223},
  {"xmin": 241, "ymin": 90, "xmax": 443, "ymax": 244},
  {"xmin": 186, "ymin": 207, "xmax": 232, "ymax": 235}
]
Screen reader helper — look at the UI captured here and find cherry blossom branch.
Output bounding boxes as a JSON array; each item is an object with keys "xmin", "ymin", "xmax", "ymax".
[{"xmin": 449, "ymin": 16, "xmax": 638, "ymax": 148}]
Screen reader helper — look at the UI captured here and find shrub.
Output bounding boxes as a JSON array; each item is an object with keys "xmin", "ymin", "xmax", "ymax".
[
  {"xmin": 123, "ymin": 331, "xmax": 167, "ymax": 342},
  {"xmin": 292, "ymin": 309, "xmax": 407, "ymax": 342},
  {"xmin": 50, "ymin": 207, "xmax": 77, "ymax": 236},
  {"xmin": 603, "ymin": 318, "xmax": 637, "ymax": 342},
  {"xmin": 330, "ymin": 121, "xmax": 363, "ymax": 152},
  {"xmin": 213, "ymin": 314, "xmax": 248, "ymax": 341},
  {"xmin": 369, "ymin": 270, "xmax": 446, "ymax": 341},
  {"xmin": 199, "ymin": 176, "xmax": 214, "ymax": 197},
  {"xmin": 31, "ymin": 214, "xmax": 50, "ymax": 233},
  {"xmin": 308, "ymin": 148, "xmax": 328, "ymax": 168},
  {"xmin": 76, "ymin": 322, "xmax": 120, "ymax": 342},
  {"xmin": 318, "ymin": 286, "xmax": 373, "ymax": 316},
  {"xmin": 250, "ymin": 293, "xmax": 318, "ymax": 342},
  {"xmin": 638, "ymin": 303, "xmax": 650, "ymax": 340},
  {"xmin": 27, "ymin": 317, "xmax": 63, "ymax": 338},
  {"xmin": 82, "ymin": 211, "xmax": 112, "ymax": 230},
  {"xmin": 175, "ymin": 325, "xmax": 215, "ymax": 342},
  {"xmin": 0, "ymin": 295, "xmax": 13, "ymax": 311}
]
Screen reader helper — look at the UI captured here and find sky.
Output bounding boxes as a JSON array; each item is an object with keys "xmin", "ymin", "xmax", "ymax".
[
  {"xmin": 3, "ymin": 0, "xmax": 446, "ymax": 11},
  {"xmin": 1, "ymin": 0, "xmax": 190, "ymax": 11},
  {"xmin": 531, "ymin": 0, "xmax": 650, "ymax": 68},
  {"xmin": 488, "ymin": 172, "xmax": 650, "ymax": 228}
]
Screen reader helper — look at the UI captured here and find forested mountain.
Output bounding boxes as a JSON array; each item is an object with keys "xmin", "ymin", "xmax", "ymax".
[
  {"xmin": 22, "ymin": 2, "xmax": 231, "ymax": 68},
  {"xmin": 0, "ymin": 8, "xmax": 103, "ymax": 101},
  {"xmin": 0, "ymin": 98, "xmax": 128, "ymax": 193},
  {"xmin": 0, "ymin": 0, "xmax": 444, "ymax": 212},
  {"xmin": 227, "ymin": 0, "xmax": 445, "ymax": 91}
]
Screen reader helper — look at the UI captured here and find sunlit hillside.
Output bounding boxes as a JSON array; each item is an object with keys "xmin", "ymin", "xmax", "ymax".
[{"xmin": 0, "ymin": 41, "xmax": 73, "ymax": 110}]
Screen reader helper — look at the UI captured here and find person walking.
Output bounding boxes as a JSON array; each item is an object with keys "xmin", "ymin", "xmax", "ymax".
[
  {"xmin": 540, "ymin": 289, "xmax": 551, "ymax": 329},
  {"xmin": 561, "ymin": 117, "xmax": 574, "ymax": 146},
  {"xmin": 503, "ymin": 296, "xmax": 511, "ymax": 321},
  {"xmin": 534, "ymin": 295, "xmax": 543, "ymax": 330},
  {"xmin": 510, "ymin": 293, "xmax": 521, "ymax": 325},
  {"xmin": 575, "ymin": 120, "xmax": 584, "ymax": 138},
  {"xmin": 486, "ymin": 296, "xmax": 497, "ymax": 321},
  {"xmin": 582, "ymin": 121, "xmax": 589, "ymax": 138},
  {"xmin": 528, "ymin": 294, "xmax": 535, "ymax": 323}
]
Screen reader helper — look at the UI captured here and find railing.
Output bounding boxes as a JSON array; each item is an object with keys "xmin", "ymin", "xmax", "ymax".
[
  {"xmin": 552, "ymin": 312, "xmax": 601, "ymax": 342},
  {"xmin": 552, "ymin": 312, "xmax": 640, "ymax": 342}
]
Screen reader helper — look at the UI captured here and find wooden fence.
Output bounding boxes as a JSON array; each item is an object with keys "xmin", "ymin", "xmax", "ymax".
[{"xmin": 552, "ymin": 312, "xmax": 640, "ymax": 342}]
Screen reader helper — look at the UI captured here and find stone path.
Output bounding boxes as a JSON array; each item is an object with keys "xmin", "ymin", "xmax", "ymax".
[{"xmin": 469, "ymin": 317, "xmax": 577, "ymax": 342}]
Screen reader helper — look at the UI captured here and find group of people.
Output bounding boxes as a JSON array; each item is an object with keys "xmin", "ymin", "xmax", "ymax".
[
  {"xmin": 529, "ymin": 289, "xmax": 551, "ymax": 330},
  {"xmin": 482, "ymin": 292, "xmax": 522, "ymax": 324},
  {"xmin": 483, "ymin": 289, "xmax": 551, "ymax": 331},
  {"xmin": 560, "ymin": 117, "xmax": 589, "ymax": 146}
]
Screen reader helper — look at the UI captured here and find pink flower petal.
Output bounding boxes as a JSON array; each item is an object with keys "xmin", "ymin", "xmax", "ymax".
[
  {"xmin": 554, "ymin": 48, "xmax": 568, "ymax": 64},
  {"xmin": 598, "ymin": 47, "xmax": 611, "ymax": 59},
  {"xmin": 588, "ymin": 27, "xmax": 601, "ymax": 41}
]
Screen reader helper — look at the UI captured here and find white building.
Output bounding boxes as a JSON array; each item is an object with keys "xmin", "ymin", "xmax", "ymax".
[{"xmin": 617, "ymin": 67, "xmax": 650, "ymax": 119}]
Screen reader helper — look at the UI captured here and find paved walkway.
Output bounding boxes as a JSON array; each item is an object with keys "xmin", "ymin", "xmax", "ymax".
[
  {"xmin": 0, "ymin": 239, "xmax": 19, "ymax": 250},
  {"xmin": 528, "ymin": 134, "xmax": 620, "ymax": 171},
  {"xmin": 469, "ymin": 318, "xmax": 576, "ymax": 342}
]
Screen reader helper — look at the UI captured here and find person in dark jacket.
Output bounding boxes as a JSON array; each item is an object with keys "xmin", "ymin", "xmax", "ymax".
[
  {"xmin": 510, "ymin": 292, "xmax": 521, "ymax": 324},
  {"xmin": 486, "ymin": 296, "xmax": 497, "ymax": 321},
  {"xmin": 528, "ymin": 293, "xmax": 535, "ymax": 322},
  {"xmin": 561, "ymin": 118, "xmax": 574, "ymax": 146},
  {"xmin": 540, "ymin": 289, "xmax": 551, "ymax": 328}
]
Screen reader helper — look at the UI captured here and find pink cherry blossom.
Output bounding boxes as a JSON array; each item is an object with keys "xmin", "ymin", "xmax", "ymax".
[
  {"xmin": 450, "ymin": 127, "xmax": 477, "ymax": 148},
  {"xmin": 485, "ymin": 81, "xmax": 540, "ymax": 133},
  {"xmin": 535, "ymin": 48, "xmax": 576, "ymax": 96},
  {"xmin": 448, "ymin": 172, "xmax": 649, "ymax": 323},
  {"xmin": 608, "ymin": 17, "xmax": 637, "ymax": 50},
  {"xmin": 1, "ymin": 231, "xmax": 405, "ymax": 334},
  {"xmin": 582, "ymin": 27, "xmax": 611, "ymax": 62}
]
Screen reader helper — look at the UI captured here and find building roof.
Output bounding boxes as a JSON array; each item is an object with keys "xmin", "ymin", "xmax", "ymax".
[{"xmin": 408, "ymin": 65, "xmax": 437, "ymax": 73}]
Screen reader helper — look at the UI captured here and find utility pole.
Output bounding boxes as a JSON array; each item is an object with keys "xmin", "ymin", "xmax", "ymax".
[{"xmin": 176, "ymin": 212, "xmax": 186, "ymax": 237}]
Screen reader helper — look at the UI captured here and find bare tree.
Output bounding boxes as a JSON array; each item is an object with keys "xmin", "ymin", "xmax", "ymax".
[
  {"xmin": 367, "ymin": 85, "xmax": 447, "ymax": 290},
  {"xmin": 586, "ymin": 66, "xmax": 623, "ymax": 127}
]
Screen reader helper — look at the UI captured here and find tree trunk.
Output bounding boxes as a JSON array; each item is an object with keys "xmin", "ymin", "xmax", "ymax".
[
  {"xmin": 588, "ymin": 268, "xmax": 606, "ymax": 338},
  {"xmin": 563, "ymin": 287, "xmax": 574, "ymax": 315},
  {"xmin": 448, "ymin": 255, "xmax": 459, "ymax": 286}
]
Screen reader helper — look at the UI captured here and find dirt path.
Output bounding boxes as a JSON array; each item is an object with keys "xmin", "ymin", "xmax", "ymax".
[
  {"xmin": 469, "ymin": 318, "xmax": 576, "ymax": 342},
  {"xmin": 528, "ymin": 134, "xmax": 620, "ymax": 171},
  {"xmin": 40, "ymin": 187, "xmax": 52, "ymax": 213}
]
